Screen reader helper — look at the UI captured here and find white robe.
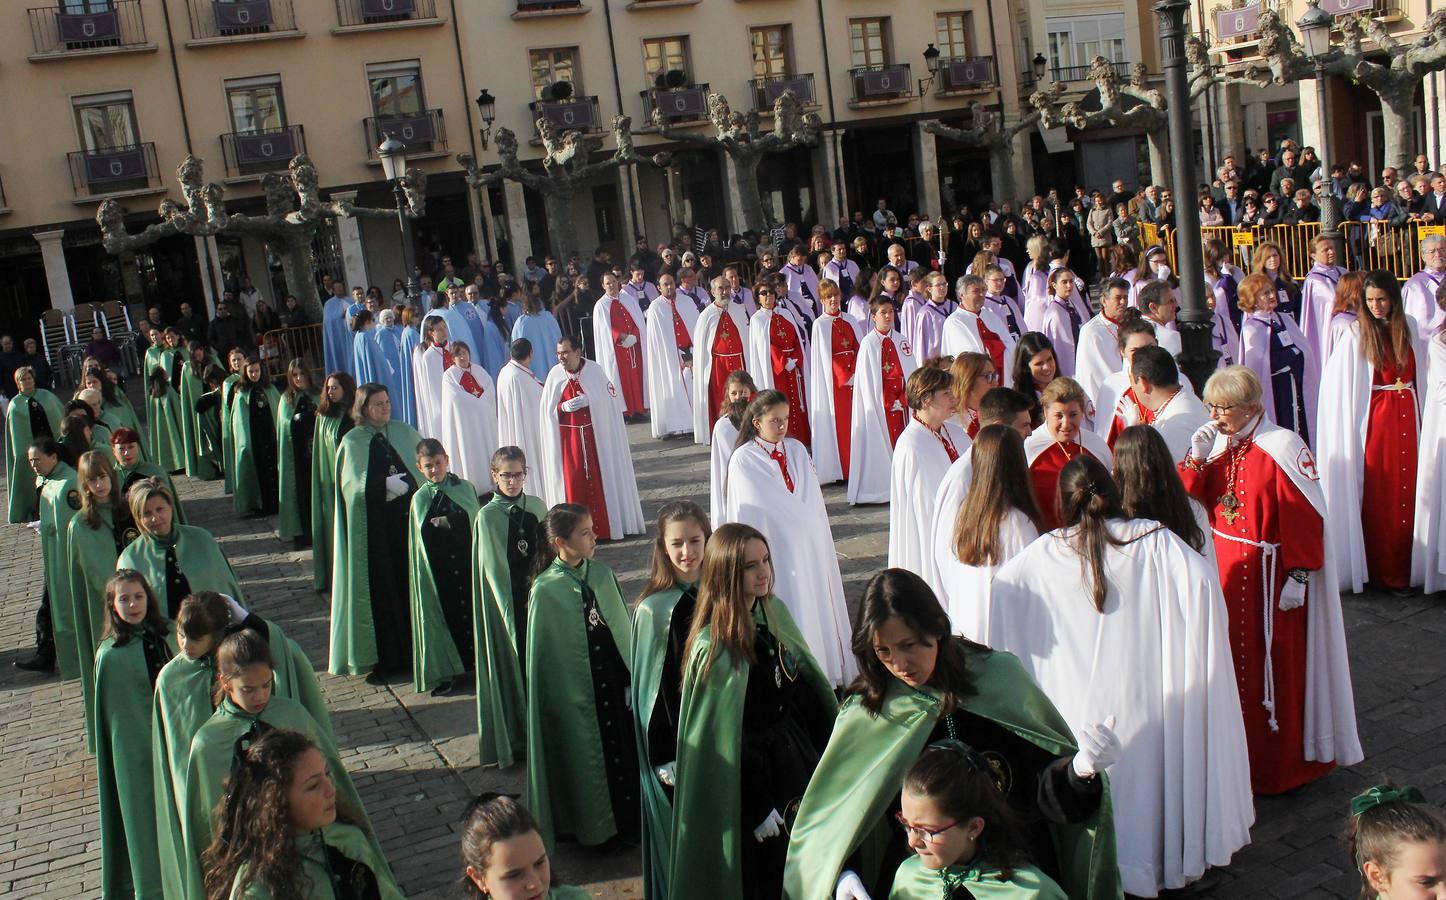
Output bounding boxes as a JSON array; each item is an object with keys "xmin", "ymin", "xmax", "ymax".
[
  {"xmin": 413, "ymin": 344, "xmax": 448, "ymax": 439},
  {"xmin": 691, "ymin": 303, "xmax": 750, "ymax": 445},
  {"xmin": 780, "ymin": 263, "xmax": 821, "ymax": 327},
  {"xmin": 847, "ymin": 328, "xmax": 918, "ymax": 504},
  {"xmin": 496, "ymin": 359, "xmax": 545, "ymax": 471},
  {"xmin": 1037, "ymin": 296, "xmax": 1081, "ymax": 377},
  {"xmin": 1401, "ymin": 267, "xmax": 1446, "ymax": 336},
  {"xmin": 1149, "ymin": 386, "xmax": 1210, "ymax": 461},
  {"xmin": 537, "ymin": 359, "xmax": 645, "ymax": 538},
  {"xmin": 1239, "ymin": 311, "xmax": 1318, "ymax": 444},
  {"xmin": 989, "ymin": 519, "xmax": 1254, "ymax": 897},
  {"xmin": 439, "ymin": 364, "xmax": 500, "ymax": 489},
  {"xmin": 1411, "ymin": 336, "xmax": 1446, "ymax": 592},
  {"xmin": 940, "ymin": 307, "xmax": 1017, "ymax": 388},
  {"xmin": 746, "ymin": 308, "xmax": 807, "ymax": 392},
  {"xmin": 643, "ymin": 295, "xmax": 698, "ymax": 438},
  {"xmin": 807, "ymin": 312, "xmax": 862, "ymax": 485},
  {"xmin": 937, "ymin": 506, "xmax": 1037, "ymax": 643},
  {"xmin": 708, "ymin": 416, "xmax": 739, "ymax": 525},
  {"xmin": 887, "ymin": 417, "xmax": 969, "ymax": 593},
  {"xmin": 1092, "ymin": 370, "xmax": 1133, "ymax": 438},
  {"xmin": 1150, "ymin": 319, "xmax": 1183, "ymax": 356},
  {"xmin": 1023, "ymin": 423, "xmax": 1114, "ymax": 470},
  {"xmin": 591, "ymin": 292, "xmax": 649, "ymax": 407},
  {"xmin": 1299, "ymin": 265, "xmax": 1343, "ymax": 365},
  {"xmin": 722, "ymin": 437, "xmax": 856, "ymax": 686},
  {"xmin": 1073, "ymin": 314, "xmax": 1122, "ymax": 407}
]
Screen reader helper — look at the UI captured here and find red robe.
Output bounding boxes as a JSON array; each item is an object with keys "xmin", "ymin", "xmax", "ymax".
[
  {"xmin": 459, "ymin": 368, "xmax": 485, "ymax": 398},
  {"xmin": 975, "ymin": 312, "xmax": 1007, "ymax": 376},
  {"xmin": 879, "ymin": 333, "xmax": 907, "ymax": 446},
  {"xmin": 1362, "ymin": 352, "xmax": 1419, "ymax": 589},
  {"xmin": 609, "ymin": 302, "xmax": 645, "ymax": 417},
  {"xmin": 707, "ymin": 313, "xmax": 745, "ymax": 424},
  {"xmin": 770, "ymin": 312, "xmax": 811, "ymax": 448},
  {"xmin": 1180, "ymin": 443, "xmax": 1333, "ymax": 794},
  {"xmin": 556, "ymin": 376, "xmax": 612, "ymax": 540},
  {"xmin": 1029, "ymin": 441, "xmax": 1091, "ymax": 530},
  {"xmin": 828, "ymin": 316, "xmax": 858, "ymax": 474},
  {"xmin": 1106, "ymin": 387, "xmax": 1151, "ymax": 449}
]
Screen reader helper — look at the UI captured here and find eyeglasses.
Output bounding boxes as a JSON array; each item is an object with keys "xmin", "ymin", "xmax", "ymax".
[
  {"xmin": 1206, "ymin": 403, "xmax": 1238, "ymax": 414},
  {"xmin": 493, "ymin": 470, "xmax": 527, "ymax": 481},
  {"xmin": 982, "ymin": 371, "xmax": 1000, "ymax": 384},
  {"xmin": 894, "ymin": 812, "xmax": 959, "ymax": 844}
]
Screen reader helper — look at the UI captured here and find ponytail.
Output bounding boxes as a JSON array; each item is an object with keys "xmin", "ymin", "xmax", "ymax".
[{"xmin": 1057, "ymin": 457, "xmax": 1128, "ymax": 613}]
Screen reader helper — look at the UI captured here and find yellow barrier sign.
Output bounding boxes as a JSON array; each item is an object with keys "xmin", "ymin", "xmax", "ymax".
[
  {"xmin": 1232, "ymin": 231, "xmax": 1256, "ymax": 247},
  {"xmin": 1419, "ymin": 225, "xmax": 1446, "ymax": 238}
]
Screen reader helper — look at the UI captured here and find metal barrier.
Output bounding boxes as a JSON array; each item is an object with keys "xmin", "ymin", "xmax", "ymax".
[
  {"xmin": 259, "ymin": 324, "xmax": 324, "ymax": 384},
  {"xmin": 1339, "ymin": 221, "xmax": 1428, "ymax": 279},
  {"xmin": 1133, "ymin": 221, "xmax": 1424, "ymax": 280}
]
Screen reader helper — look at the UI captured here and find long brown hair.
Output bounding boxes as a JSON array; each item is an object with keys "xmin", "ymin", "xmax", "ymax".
[
  {"xmin": 1112, "ymin": 426, "xmax": 1205, "ymax": 552},
  {"xmin": 948, "ymin": 352, "xmax": 993, "ymax": 416},
  {"xmin": 1058, "ymin": 456, "xmax": 1130, "ymax": 613},
  {"xmin": 733, "ymin": 389, "xmax": 787, "ymax": 448},
  {"xmin": 636, "ymin": 501, "xmax": 712, "ymax": 604},
  {"xmin": 100, "ymin": 569, "xmax": 167, "ymax": 645},
  {"xmin": 848, "ymin": 568, "xmax": 979, "ymax": 715},
  {"xmin": 953, "ymin": 426, "xmax": 1043, "ymax": 566},
  {"xmin": 1332, "ymin": 271, "xmax": 1364, "ymax": 317},
  {"xmin": 1359, "ymin": 270, "xmax": 1414, "ymax": 370},
  {"xmin": 318, "ymin": 371, "xmax": 357, "ymax": 418},
  {"xmin": 282, "ymin": 358, "xmax": 313, "ymax": 403},
  {"xmin": 684, "ymin": 523, "xmax": 768, "ymax": 682},
  {"xmin": 77, "ymin": 449, "xmax": 124, "ymax": 529}
]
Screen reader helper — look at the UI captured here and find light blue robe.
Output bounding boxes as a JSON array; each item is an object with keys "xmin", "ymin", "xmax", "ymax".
[
  {"xmin": 511, "ymin": 312, "xmax": 563, "ymax": 382},
  {"xmin": 477, "ymin": 316, "xmax": 509, "ymax": 380},
  {"xmin": 395, "ymin": 325, "xmax": 421, "ymax": 427},
  {"xmin": 323, "ymin": 297, "xmax": 354, "ymax": 378},
  {"xmin": 374, "ymin": 325, "xmax": 406, "ymax": 420},
  {"xmin": 423, "ymin": 308, "xmax": 471, "ymax": 355},
  {"xmin": 353, "ymin": 329, "xmax": 396, "ymax": 419},
  {"xmin": 453, "ymin": 301, "xmax": 489, "ymax": 357},
  {"xmin": 504, "ymin": 300, "xmax": 524, "ymax": 331}
]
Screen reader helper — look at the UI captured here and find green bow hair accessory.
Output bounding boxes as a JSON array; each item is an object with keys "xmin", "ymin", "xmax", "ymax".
[{"xmin": 1350, "ymin": 784, "xmax": 1427, "ymax": 817}]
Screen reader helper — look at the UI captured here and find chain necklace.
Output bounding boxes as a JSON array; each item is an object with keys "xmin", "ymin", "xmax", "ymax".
[{"xmin": 1218, "ymin": 435, "xmax": 1253, "ymax": 525}]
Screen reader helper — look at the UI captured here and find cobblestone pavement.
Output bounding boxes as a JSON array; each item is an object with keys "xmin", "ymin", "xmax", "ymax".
[{"xmin": 1, "ymin": 420, "xmax": 1443, "ymax": 899}]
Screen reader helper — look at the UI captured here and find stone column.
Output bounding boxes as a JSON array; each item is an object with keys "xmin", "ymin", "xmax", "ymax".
[
  {"xmin": 33, "ymin": 230, "xmax": 74, "ymax": 312},
  {"xmin": 1008, "ymin": 126, "xmax": 1035, "ymax": 202},
  {"xmin": 912, "ymin": 121, "xmax": 943, "ymax": 218},
  {"xmin": 721, "ymin": 152, "xmax": 747, "ymax": 236},
  {"xmin": 502, "ymin": 180, "xmax": 532, "ymax": 270},
  {"xmin": 331, "ymin": 190, "xmax": 370, "ymax": 289},
  {"xmin": 813, "ymin": 130, "xmax": 848, "ymax": 226},
  {"xmin": 1213, "ymin": 83, "xmax": 1246, "ymax": 171},
  {"xmin": 619, "ymin": 164, "xmax": 643, "ymax": 242},
  {"xmin": 478, "ymin": 184, "xmax": 498, "ymax": 262},
  {"xmin": 465, "ymin": 182, "xmax": 486, "ymax": 263},
  {"xmin": 665, "ymin": 166, "xmax": 687, "ymax": 230}
]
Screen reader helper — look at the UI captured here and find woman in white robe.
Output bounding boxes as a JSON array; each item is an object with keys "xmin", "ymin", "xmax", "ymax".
[
  {"xmin": 847, "ymin": 298, "xmax": 918, "ymax": 505},
  {"xmin": 495, "ymin": 342, "xmax": 545, "ymax": 470},
  {"xmin": 707, "ymin": 371, "xmax": 756, "ymax": 525},
  {"xmin": 887, "ymin": 365, "xmax": 968, "ymax": 592},
  {"xmin": 1411, "ymin": 298, "xmax": 1446, "ymax": 593},
  {"xmin": 1237, "ymin": 273, "xmax": 1318, "ymax": 448},
  {"xmin": 691, "ymin": 279, "xmax": 751, "ymax": 445},
  {"xmin": 412, "ymin": 316, "xmax": 452, "ymax": 440},
  {"xmin": 806, "ymin": 280, "xmax": 862, "ymax": 485},
  {"xmin": 438, "ymin": 342, "xmax": 499, "ymax": 489},
  {"xmin": 642, "ymin": 274, "xmax": 698, "ymax": 439}
]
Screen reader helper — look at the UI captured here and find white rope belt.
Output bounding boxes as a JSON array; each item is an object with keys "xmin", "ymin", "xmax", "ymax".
[
  {"xmin": 559, "ymin": 421, "xmax": 594, "ymax": 477},
  {"xmin": 1212, "ymin": 527, "xmax": 1281, "ymax": 732}
]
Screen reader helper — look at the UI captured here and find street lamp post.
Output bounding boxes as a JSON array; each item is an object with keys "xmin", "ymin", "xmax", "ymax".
[
  {"xmin": 378, "ymin": 135, "xmax": 417, "ymax": 300},
  {"xmin": 1155, "ymin": 0, "xmax": 1218, "ymax": 394},
  {"xmin": 1297, "ymin": 0, "xmax": 1343, "ymax": 257}
]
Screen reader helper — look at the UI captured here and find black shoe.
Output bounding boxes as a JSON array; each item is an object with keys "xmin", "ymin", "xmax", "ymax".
[
  {"xmin": 365, "ymin": 670, "xmax": 388, "ymax": 686},
  {"xmin": 430, "ymin": 678, "xmax": 456, "ymax": 697},
  {"xmin": 14, "ymin": 654, "xmax": 55, "ymax": 673},
  {"xmin": 292, "ymin": 537, "xmax": 313, "ymax": 551}
]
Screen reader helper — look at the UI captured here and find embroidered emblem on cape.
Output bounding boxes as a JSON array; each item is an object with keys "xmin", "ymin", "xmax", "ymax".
[{"xmin": 1296, "ymin": 447, "xmax": 1319, "ymax": 481}]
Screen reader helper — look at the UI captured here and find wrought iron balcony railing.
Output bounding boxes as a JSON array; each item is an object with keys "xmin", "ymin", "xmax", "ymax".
[
  {"xmin": 750, "ymin": 73, "xmax": 817, "ymax": 111},
  {"xmin": 221, "ymin": 124, "xmax": 306, "ymax": 177},
  {"xmin": 28, "ymin": 0, "xmax": 149, "ymax": 56},
  {"xmin": 364, "ymin": 109, "xmax": 447, "ymax": 157},
  {"xmin": 68, "ymin": 142, "xmax": 161, "ymax": 197}
]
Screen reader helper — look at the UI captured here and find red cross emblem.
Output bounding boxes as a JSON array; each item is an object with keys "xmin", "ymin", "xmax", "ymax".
[
  {"xmin": 1296, "ymin": 447, "xmax": 1318, "ymax": 481},
  {"xmin": 900, "ymin": 341, "xmax": 912, "ymax": 356},
  {"xmin": 608, "ymin": 381, "xmax": 618, "ymax": 397}
]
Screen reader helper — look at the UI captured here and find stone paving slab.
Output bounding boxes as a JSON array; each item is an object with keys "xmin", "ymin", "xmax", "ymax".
[{"xmin": 0, "ymin": 420, "xmax": 1442, "ymax": 899}]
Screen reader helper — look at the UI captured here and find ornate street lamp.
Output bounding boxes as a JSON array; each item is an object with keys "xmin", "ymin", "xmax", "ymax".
[
  {"xmin": 1297, "ymin": 0, "xmax": 1343, "ymax": 255},
  {"xmin": 378, "ymin": 135, "xmax": 417, "ymax": 299},
  {"xmin": 475, "ymin": 88, "xmax": 497, "ymax": 150},
  {"xmin": 1032, "ymin": 52, "xmax": 1048, "ymax": 83}
]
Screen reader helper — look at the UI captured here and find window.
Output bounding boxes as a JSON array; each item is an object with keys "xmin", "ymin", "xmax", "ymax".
[
  {"xmin": 367, "ymin": 60, "xmax": 425, "ymax": 118},
  {"xmin": 530, "ymin": 47, "xmax": 580, "ymax": 100},
  {"xmin": 225, "ymin": 76, "xmax": 285, "ymax": 134},
  {"xmin": 849, "ymin": 18, "xmax": 890, "ymax": 68},
  {"xmin": 935, "ymin": 12, "xmax": 973, "ymax": 59},
  {"xmin": 74, "ymin": 91, "xmax": 138, "ymax": 151},
  {"xmin": 643, "ymin": 36, "xmax": 689, "ymax": 84},
  {"xmin": 751, "ymin": 25, "xmax": 791, "ymax": 79},
  {"xmin": 1046, "ymin": 14, "xmax": 1126, "ymax": 71}
]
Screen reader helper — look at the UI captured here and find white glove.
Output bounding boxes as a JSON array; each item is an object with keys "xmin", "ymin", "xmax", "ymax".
[
  {"xmin": 1280, "ymin": 574, "xmax": 1307, "ymax": 610},
  {"xmin": 785, "ymin": 358, "xmax": 798, "ymax": 372},
  {"xmin": 753, "ymin": 808, "xmax": 785, "ymax": 842},
  {"xmin": 1072, "ymin": 715, "xmax": 1121, "ymax": 778},
  {"xmin": 1189, "ymin": 422, "xmax": 1219, "ymax": 461},
  {"xmin": 619, "ymin": 333, "xmax": 638, "ymax": 349},
  {"xmin": 384, "ymin": 473, "xmax": 409, "ymax": 500},
  {"xmin": 222, "ymin": 593, "xmax": 247, "ymax": 624},
  {"xmin": 561, "ymin": 395, "xmax": 590, "ymax": 413},
  {"xmin": 845, "ymin": 375, "xmax": 855, "ymax": 387},
  {"xmin": 655, "ymin": 762, "xmax": 676, "ymax": 787},
  {"xmin": 428, "ymin": 515, "xmax": 452, "ymax": 530},
  {"xmin": 835, "ymin": 870, "xmax": 873, "ymax": 900}
]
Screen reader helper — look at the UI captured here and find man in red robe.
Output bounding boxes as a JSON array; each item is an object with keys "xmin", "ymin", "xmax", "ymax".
[
  {"xmin": 810, "ymin": 284, "xmax": 859, "ymax": 478},
  {"xmin": 554, "ymin": 344, "xmax": 613, "ymax": 540},
  {"xmin": 758, "ymin": 287, "xmax": 811, "ymax": 448},
  {"xmin": 708, "ymin": 307, "xmax": 745, "ymax": 424},
  {"xmin": 878, "ymin": 305, "xmax": 908, "ymax": 446},
  {"xmin": 592, "ymin": 273, "xmax": 646, "ymax": 418}
]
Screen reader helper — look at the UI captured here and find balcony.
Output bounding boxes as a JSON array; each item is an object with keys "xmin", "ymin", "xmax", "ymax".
[
  {"xmin": 221, "ymin": 124, "xmax": 306, "ymax": 178},
  {"xmin": 364, "ymin": 109, "xmax": 448, "ymax": 161},
  {"xmin": 186, "ymin": 0, "xmax": 300, "ymax": 44},
  {"xmin": 68, "ymin": 143, "xmax": 162, "ymax": 200},
  {"xmin": 27, "ymin": 0, "xmax": 155, "ymax": 60},
  {"xmin": 512, "ymin": 0, "xmax": 588, "ymax": 15},
  {"xmin": 334, "ymin": 0, "xmax": 440, "ymax": 31},
  {"xmin": 1049, "ymin": 60, "xmax": 1130, "ymax": 84},
  {"xmin": 529, "ymin": 96, "xmax": 603, "ymax": 137},
  {"xmin": 641, "ymin": 83, "xmax": 711, "ymax": 126},
  {"xmin": 750, "ymin": 73, "xmax": 817, "ymax": 112},
  {"xmin": 848, "ymin": 63, "xmax": 913, "ymax": 107},
  {"xmin": 937, "ymin": 56, "xmax": 997, "ymax": 96}
]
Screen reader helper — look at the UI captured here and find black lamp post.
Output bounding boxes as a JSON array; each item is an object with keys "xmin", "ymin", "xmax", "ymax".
[
  {"xmin": 474, "ymin": 88, "xmax": 497, "ymax": 150},
  {"xmin": 1297, "ymin": 0, "xmax": 1342, "ymax": 256},
  {"xmin": 1155, "ymin": 0, "xmax": 1218, "ymax": 393},
  {"xmin": 919, "ymin": 43, "xmax": 942, "ymax": 95},
  {"xmin": 1032, "ymin": 52, "xmax": 1048, "ymax": 83},
  {"xmin": 378, "ymin": 135, "xmax": 417, "ymax": 300}
]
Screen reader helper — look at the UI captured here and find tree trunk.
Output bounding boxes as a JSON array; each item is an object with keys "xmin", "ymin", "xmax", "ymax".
[
  {"xmin": 281, "ymin": 240, "xmax": 321, "ymax": 321},
  {"xmin": 1378, "ymin": 85, "xmax": 1416, "ymax": 173},
  {"xmin": 988, "ymin": 142, "xmax": 1018, "ymax": 209},
  {"xmin": 1146, "ymin": 126, "xmax": 1171, "ymax": 189},
  {"xmin": 543, "ymin": 186, "xmax": 580, "ymax": 261},
  {"xmin": 732, "ymin": 153, "xmax": 769, "ymax": 233}
]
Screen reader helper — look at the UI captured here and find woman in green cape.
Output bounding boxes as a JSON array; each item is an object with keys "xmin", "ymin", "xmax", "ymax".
[
  {"xmin": 94, "ymin": 570, "xmax": 176, "ymax": 900},
  {"xmin": 80, "ymin": 365, "xmax": 144, "ymax": 452},
  {"xmin": 525, "ymin": 503, "xmax": 638, "ymax": 850},
  {"xmin": 669, "ymin": 523, "xmax": 837, "ymax": 900},
  {"xmin": 328, "ymin": 383, "xmax": 422, "ymax": 680},
  {"xmin": 61, "ymin": 405, "xmax": 111, "ymax": 460},
  {"xmin": 68, "ymin": 451, "xmax": 140, "ymax": 751},
  {"xmin": 142, "ymin": 327, "xmax": 168, "ymax": 392},
  {"xmin": 310, "ymin": 372, "xmax": 356, "ymax": 592},
  {"xmin": 408, "ymin": 438, "xmax": 480, "ymax": 695},
  {"xmin": 118, "ymin": 478, "xmax": 243, "ymax": 618},
  {"xmin": 459, "ymin": 793, "xmax": 592, "ymax": 900},
  {"xmin": 144, "ymin": 365, "xmax": 187, "ymax": 473},
  {"xmin": 33, "ymin": 437, "xmax": 85, "ymax": 679},
  {"xmin": 6, "ymin": 366, "xmax": 64, "ymax": 522},
  {"xmin": 230, "ymin": 357, "xmax": 282, "ymax": 517},
  {"xmin": 179, "ymin": 630, "xmax": 385, "ymax": 900},
  {"xmin": 197, "ymin": 363, "xmax": 230, "ymax": 478},
  {"xmin": 471, "ymin": 444, "xmax": 546, "ymax": 769},
  {"xmin": 181, "ymin": 341, "xmax": 221, "ymax": 479},
  {"xmin": 220, "ymin": 347, "xmax": 247, "ymax": 495},
  {"xmin": 783, "ymin": 569, "xmax": 1124, "ymax": 900},
  {"xmin": 630, "ymin": 500, "xmax": 711, "ymax": 899},
  {"xmin": 202, "ymin": 729, "xmax": 404, "ymax": 900},
  {"xmin": 276, "ymin": 358, "xmax": 320, "ymax": 548},
  {"xmin": 109, "ymin": 428, "xmax": 187, "ymax": 523}
]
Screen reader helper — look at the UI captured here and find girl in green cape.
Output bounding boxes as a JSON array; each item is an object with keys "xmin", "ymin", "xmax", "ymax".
[
  {"xmin": 181, "ymin": 341, "xmax": 221, "ymax": 479},
  {"xmin": 669, "ymin": 523, "xmax": 837, "ymax": 900},
  {"xmin": 459, "ymin": 793, "xmax": 591, "ymax": 900},
  {"xmin": 310, "ymin": 372, "xmax": 356, "ymax": 592},
  {"xmin": 118, "ymin": 478, "xmax": 244, "ymax": 618},
  {"xmin": 631, "ymin": 500, "xmax": 711, "ymax": 899},
  {"xmin": 145, "ymin": 365, "xmax": 188, "ymax": 472},
  {"xmin": 180, "ymin": 631, "xmax": 386, "ymax": 900},
  {"xmin": 69, "ymin": 450, "xmax": 140, "ymax": 751},
  {"xmin": 472, "ymin": 444, "xmax": 546, "ymax": 768},
  {"xmin": 328, "ymin": 383, "xmax": 423, "ymax": 681},
  {"xmin": 202, "ymin": 728, "xmax": 404, "ymax": 900},
  {"xmin": 408, "ymin": 438, "xmax": 480, "ymax": 695},
  {"xmin": 525, "ymin": 503, "xmax": 638, "ymax": 850},
  {"xmin": 276, "ymin": 358, "xmax": 320, "ymax": 549},
  {"xmin": 220, "ymin": 347, "xmax": 247, "ymax": 495},
  {"xmin": 783, "ymin": 569, "xmax": 1124, "ymax": 900},
  {"xmin": 110, "ymin": 428, "xmax": 187, "ymax": 523},
  {"xmin": 33, "ymin": 437, "xmax": 85, "ymax": 679},
  {"xmin": 143, "ymin": 327, "xmax": 168, "ymax": 393},
  {"xmin": 230, "ymin": 357, "xmax": 282, "ymax": 518},
  {"xmin": 95, "ymin": 570, "xmax": 176, "ymax": 900},
  {"xmin": 6, "ymin": 365, "xmax": 64, "ymax": 522},
  {"xmin": 889, "ymin": 742, "xmax": 1067, "ymax": 899},
  {"xmin": 1347, "ymin": 783, "xmax": 1446, "ymax": 900},
  {"xmin": 80, "ymin": 364, "xmax": 145, "ymax": 452}
]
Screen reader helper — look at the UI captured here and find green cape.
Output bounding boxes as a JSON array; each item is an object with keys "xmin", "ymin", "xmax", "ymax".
[
  {"xmin": 143, "ymin": 345, "xmax": 166, "ymax": 381},
  {"xmin": 69, "ymin": 504, "xmax": 140, "ymax": 752},
  {"xmin": 145, "ymin": 383, "xmax": 187, "ymax": 472},
  {"xmin": 782, "ymin": 651, "xmax": 1122, "ymax": 900},
  {"xmin": 888, "ymin": 857, "xmax": 1068, "ymax": 899},
  {"xmin": 5, "ymin": 388, "xmax": 63, "ymax": 522},
  {"xmin": 220, "ymin": 373, "xmax": 241, "ymax": 494},
  {"xmin": 103, "ymin": 392, "xmax": 146, "ymax": 453},
  {"xmin": 472, "ymin": 491, "xmax": 548, "ymax": 768},
  {"xmin": 180, "ymin": 359, "xmax": 219, "ymax": 479},
  {"xmin": 275, "ymin": 389, "xmax": 319, "ymax": 540},
  {"xmin": 153, "ymin": 652, "xmax": 218, "ymax": 900},
  {"xmin": 181, "ymin": 696, "xmax": 384, "ymax": 900},
  {"xmin": 117, "ymin": 459, "xmax": 187, "ymax": 524},
  {"xmin": 117, "ymin": 524, "xmax": 244, "ymax": 619},
  {"xmin": 327, "ymin": 420, "xmax": 423, "ymax": 675},
  {"xmin": 227, "ymin": 823, "xmax": 405, "ymax": 899},
  {"xmin": 309, "ymin": 413, "xmax": 347, "ymax": 592},
  {"xmin": 631, "ymin": 583, "xmax": 689, "ymax": 898},
  {"xmin": 669, "ymin": 596, "xmax": 837, "ymax": 900},
  {"xmin": 230, "ymin": 382, "xmax": 281, "ymax": 515},
  {"xmin": 95, "ymin": 627, "xmax": 176, "ymax": 900},
  {"xmin": 40, "ymin": 462, "xmax": 83, "ymax": 679},
  {"xmin": 407, "ymin": 474, "xmax": 480, "ymax": 692}
]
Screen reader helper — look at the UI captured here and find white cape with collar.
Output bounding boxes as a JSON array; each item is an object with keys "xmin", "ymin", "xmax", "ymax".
[
  {"xmin": 537, "ymin": 359, "xmax": 644, "ymax": 538},
  {"xmin": 591, "ymin": 292, "xmax": 649, "ymax": 407},
  {"xmin": 1411, "ymin": 337, "xmax": 1446, "ymax": 592},
  {"xmin": 708, "ymin": 416, "xmax": 739, "ymax": 525},
  {"xmin": 935, "ymin": 484, "xmax": 1038, "ymax": 642},
  {"xmin": 940, "ymin": 307, "xmax": 1017, "ymax": 387},
  {"xmin": 643, "ymin": 296, "xmax": 697, "ymax": 438},
  {"xmin": 807, "ymin": 312, "xmax": 862, "ymax": 484},
  {"xmin": 439, "ymin": 364, "xmax": 499, "ymax": 489},
  {"xmin": 496, "ymin": 359, "xmax": 545, "ymax": 471},
  {"xmin": 1023, "ymin": 424, "xmax": 1114, "ymax": 469},
  {"xmin": 887, "ymin": 417, "xmax": 970, "ymax": 593},
  {"xmin": 847, "ymin": 328, "xmax": 918, "ymax": 504},
  {"xmin": 1150, "ymin": 387, "xmax": 1210, "ymax": 461},
  {"xmin": 691, "ymin": 303, "xmax": 750, "ymax": 445},
  {"xmin": 412, "ymin": 344, "xmax": 448, "ymax": 439},
  {"xmin": 1073, "ymin": 314, "xmax": 1122, "ymax": 406}
]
